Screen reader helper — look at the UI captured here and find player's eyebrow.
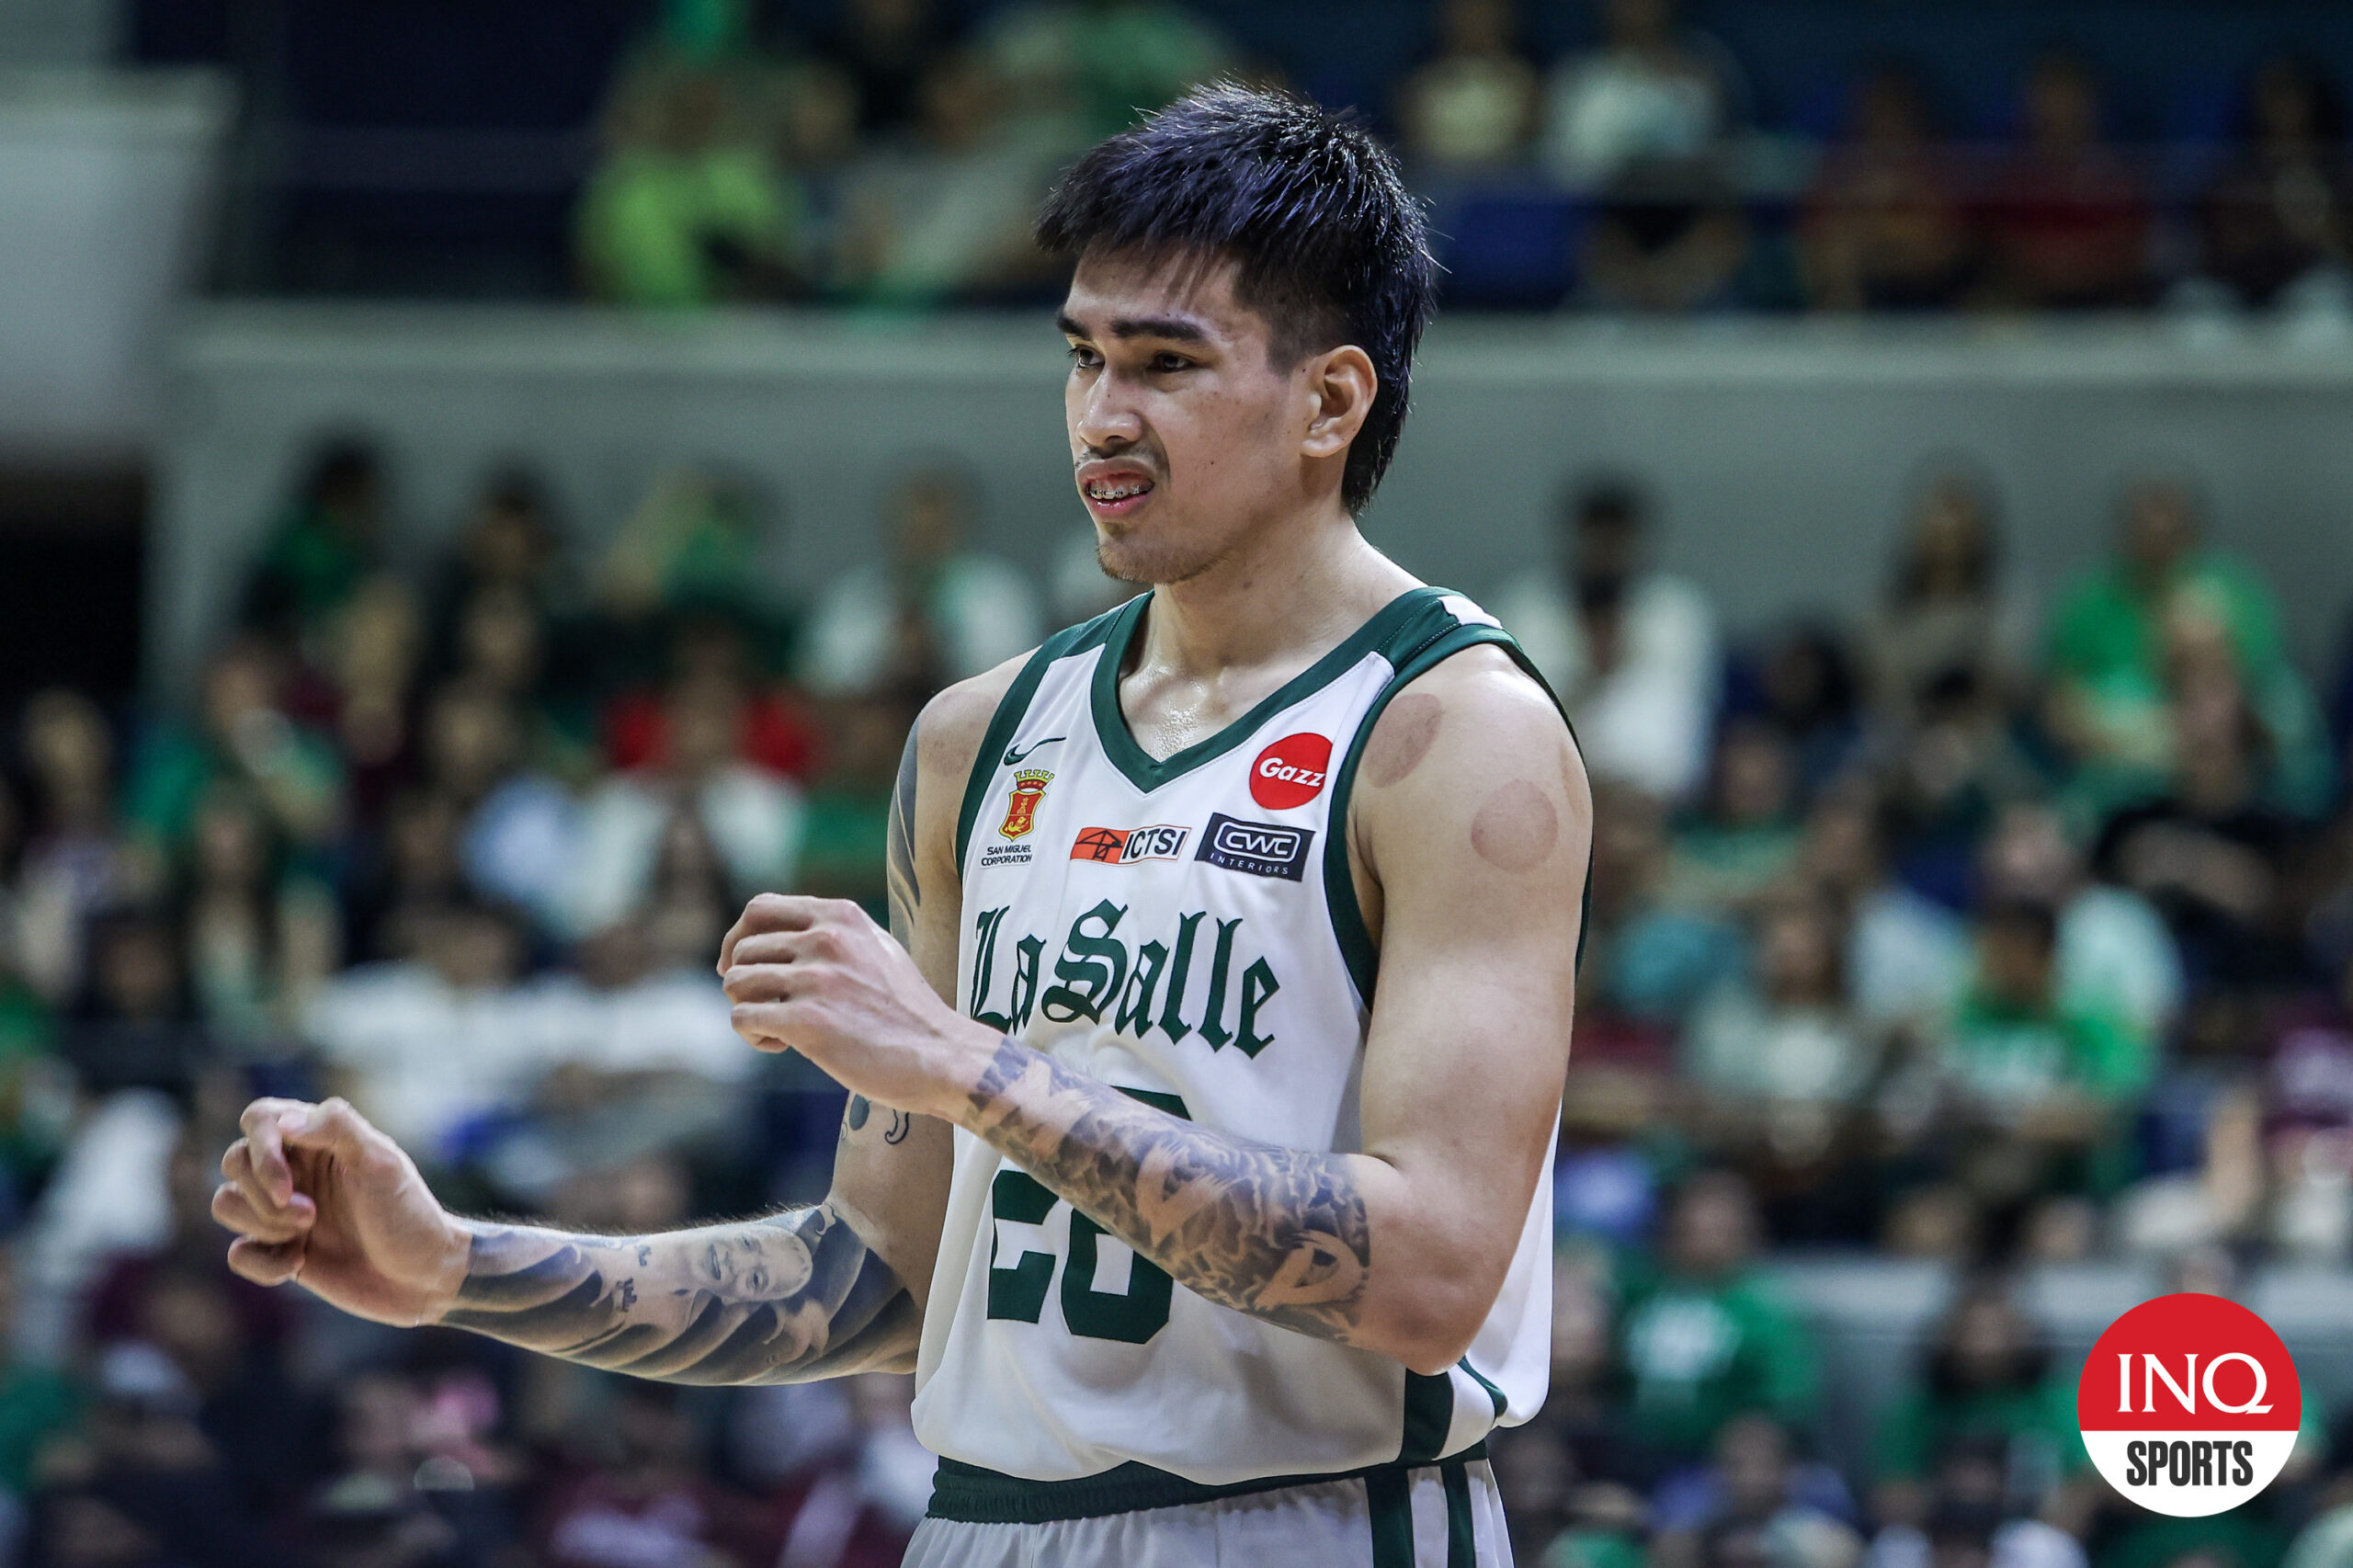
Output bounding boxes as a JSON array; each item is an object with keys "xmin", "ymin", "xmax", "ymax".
[{"xmin": 1056, "ymin": 312, "xmax": 1211, "ymax": 345}]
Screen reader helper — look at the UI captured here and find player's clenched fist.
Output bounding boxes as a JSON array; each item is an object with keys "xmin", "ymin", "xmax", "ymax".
[
  {"xmin": 718, "ymin": 893, "xmax": 999, "ymax": 1121},
  {"xmin": 213, "ymin": 1096, "xmax": 473, "ymax": 1327}
]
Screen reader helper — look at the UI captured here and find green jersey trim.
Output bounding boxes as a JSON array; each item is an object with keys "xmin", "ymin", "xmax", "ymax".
[
  {"xmin": 953, "ymin": 607, "xmax": 1127, "ymax": 869},
  {"xmin": 1402, "ymin": 1369, "xmax": 1455, "ymax": 1462},
  {"xmin": 1461, "ymin": 1357, "xmax": 1509, "ymax": 1419},
  {"xmin": 926, "ymin": 1440, "xmax": 1489, "ymax": 1525},
  {"xmin": 1322, "ymin": 616, "xmax": 1583, "ymax": 1006},
  {"xmin": 1086, "ymin": 586, "xmax": 1454, "ymax": 796},
  {"xmin": 1401, "ymin": 1358, "xmax": 1510, "ymax": 1466}
]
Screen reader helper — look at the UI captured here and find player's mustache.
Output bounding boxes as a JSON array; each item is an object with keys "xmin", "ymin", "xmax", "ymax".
[{"xmin": 1073, "ymin": 449, "xmax": 1161, "ymax": 475}]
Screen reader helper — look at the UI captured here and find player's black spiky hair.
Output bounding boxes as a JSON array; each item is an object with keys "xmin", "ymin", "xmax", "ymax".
[{"xmin": 1035, "ymin": 84, "xmax": 1438, "ymax": 517}]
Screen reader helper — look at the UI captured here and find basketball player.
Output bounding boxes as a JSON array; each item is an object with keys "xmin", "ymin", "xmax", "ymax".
[{"xmin": 213, "ymin": 85, "xmax": 1589, "ymax": 1566}]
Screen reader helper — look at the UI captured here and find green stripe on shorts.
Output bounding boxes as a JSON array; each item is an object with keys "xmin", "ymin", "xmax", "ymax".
[
  {"xmin": 1443, "ymin": 1460, "xmax": 1475, "ymax": 1568},
  {"xmin": 1366, "ymin": 1465, "xmax": 1414, "ymax": 1568}
]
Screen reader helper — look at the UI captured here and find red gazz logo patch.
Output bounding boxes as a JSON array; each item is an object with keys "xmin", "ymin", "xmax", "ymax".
[
  {"xmin": 2077, "ymin": 1292, "xmax": 2301, "ymax": 1517},
  {"xmin": 1249, "ymin": 733, "xmax": 1332, "ymax": 811}
]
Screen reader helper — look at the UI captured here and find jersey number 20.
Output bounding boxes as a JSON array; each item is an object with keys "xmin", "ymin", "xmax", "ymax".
[{"xmin": 985, "ymin": 1088, "xmax": 1188, "ymax": 1345}]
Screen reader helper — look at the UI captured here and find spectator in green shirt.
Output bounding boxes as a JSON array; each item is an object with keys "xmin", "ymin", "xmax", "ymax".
[
  {"xmin": 0, "ymin": 1252, "xmax": 81, "ymax": 1505},
  {"xmin": 2042, "ymin": 475, "xmax": 2327, "ymax": 816},
  {"xmin": 580, "ymin": 59, "xmax": 805, "ymax": 307},
  {"xmin": 1938, "ymin": 901, "xmax": 2153, "ymax": 1116},
  {"xmin": 1614, "ymin": 1170, "xmax": 1820, "ymax": 1471},
  {"xmin": 0, "ymin": 966, "xmax": 62, "ymax": 1218},
  {"xmin": 793, "ymin": 689, "xmax": 923, "ymax": 922},
  {"xmin": 1665, "ymin": 722, "xmax": 1807, "ymax": 915},
  {"xmin": 238, "ymin": 438, "xmax": 387, "ymax": 648},
  {"xmin": 980, "ymin": 0, "xmax": 1238, "ymax": 145},
  {"xmin": 1932, "ymin": 900, "xmax": 2152, "ymax": 1233},
  {"xmin": 1871, "ymin": 1284, "xmax": 2084, "ymax": 1528},
  {"xmin": 122, "ymin": 639, "xmax": 347, "ymax": 872}
]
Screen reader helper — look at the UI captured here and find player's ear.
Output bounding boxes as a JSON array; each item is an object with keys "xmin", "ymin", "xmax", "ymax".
[{"xmin": 1301, "ymin": 346, "xmax": 1377, "ymax": 461}]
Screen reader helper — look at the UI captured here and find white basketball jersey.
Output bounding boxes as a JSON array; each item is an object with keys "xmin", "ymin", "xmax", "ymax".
[{"xmin": 911, "ymin": 586, "xmax": 1574, "ymax": 1498}]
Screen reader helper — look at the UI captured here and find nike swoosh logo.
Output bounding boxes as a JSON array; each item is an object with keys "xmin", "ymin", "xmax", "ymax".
[{"xmin": 1004, "ymin": 736, "xmax": 1065, "ymax": 767}]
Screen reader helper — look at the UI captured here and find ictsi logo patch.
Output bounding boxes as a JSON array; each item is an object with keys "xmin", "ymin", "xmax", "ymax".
[
  {"xmin": 2077, "ymin": 1292, "xmax": 2301, "ymax": 1517},
  {"xmin": 1069, "ymin": 824, "xmax": 1191, "ymax": 864},
  {"xmin": 1250, "ymin": 733, "xmax": 1332, "ymax": 811}
]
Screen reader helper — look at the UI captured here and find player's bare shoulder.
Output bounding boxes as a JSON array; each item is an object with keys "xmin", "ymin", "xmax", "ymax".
[
  {"xmin": 898, "ymin": 651, "xmax": 1034, "ymax": 888},
  {"xmin": 892, "ymin": 644, "xmax": 1059, "ymax": 954},
  {"xmin": 915, "ymin": 656, "xmax": 1028, "ymax": 785},
  {"xmin": 1347, "ymin": 643, "xmax": 1590, "ymax": 921}
]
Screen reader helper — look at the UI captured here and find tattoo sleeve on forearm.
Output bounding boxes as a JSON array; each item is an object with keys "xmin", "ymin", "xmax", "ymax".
[
  {"xmin": 438, "ymin": 1202, "xmax": 918, "ymax": 1384},
  {"xmin": 442, "ymin": 726, "xmax": 937, "ymax": 1387},
  {"xmin": 964, "ymin": 1036, "xmax": 1371, "ymax": 1343}
]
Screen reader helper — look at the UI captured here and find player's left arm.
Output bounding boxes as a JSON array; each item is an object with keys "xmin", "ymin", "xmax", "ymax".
[
  {"xmin": 1334, "ymin": 649, "xmax": 1589, "ymax": 1364},
  {"xmin": 722, "ymin": 648, "xmax": 1587, "ymax": 1375}
]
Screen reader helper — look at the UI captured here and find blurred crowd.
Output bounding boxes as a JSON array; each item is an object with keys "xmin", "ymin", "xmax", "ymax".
[
  {"xmin": 1493, "ymin": 1176, "xmax": 2353, "ymax": 1568},
  {"xmin": 1502, "ymin": 463, "xmax": 2353, "ymax": 1568},
  {"xmin": 0, "ymin": 440, "xmax": 1051, "ymax": 1568},
  {"xmin": 574, "ymin": 0, "xmax": 2353, "ymax": 317},
  {"xmin": 4, "ymin": 429, "xmax": 2353, "ymax": 1568},
  {"xmin": 1529, "ymin": 464, "xmax": 2353, "ymax": 1269}
]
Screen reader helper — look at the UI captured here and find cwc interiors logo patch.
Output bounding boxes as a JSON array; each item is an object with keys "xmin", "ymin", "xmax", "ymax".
[
  {"xmin": 1195, "ymin": 812, "xmax": 1313, "ymax": 881},
  {"xmin": 998, "ymin": 769, "xmax": 1053, "ymax": 840},
  {"xmin": 2077, "ymin": 1292, "xmax": 2301, "ymax": 1517}
]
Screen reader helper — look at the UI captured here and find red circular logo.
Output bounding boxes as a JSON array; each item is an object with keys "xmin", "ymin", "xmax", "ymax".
[
  {"xmin": 1249, "ymin": 733, "xmax": 1333, "ymax": 811},
  {"xmin": 2076, "ymin": 1292, "xmax": 2301, "ymax": 1517}
]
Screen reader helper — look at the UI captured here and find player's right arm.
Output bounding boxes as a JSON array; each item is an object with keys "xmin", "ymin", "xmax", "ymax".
[{"xmin": 210, "ymin": 661, "xmax": 1018, "ymax": 1384}]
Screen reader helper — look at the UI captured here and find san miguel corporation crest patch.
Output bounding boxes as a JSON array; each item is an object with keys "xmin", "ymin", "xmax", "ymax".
[{"xmin": 999, "ymin": 769, "xmax": 1053, "ymax": 840}]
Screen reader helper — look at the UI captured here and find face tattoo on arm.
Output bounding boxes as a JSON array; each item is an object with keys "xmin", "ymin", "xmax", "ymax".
[{"xmin": 438, "ymin": 1201, "xmax": 918, "ymax": 1384}]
